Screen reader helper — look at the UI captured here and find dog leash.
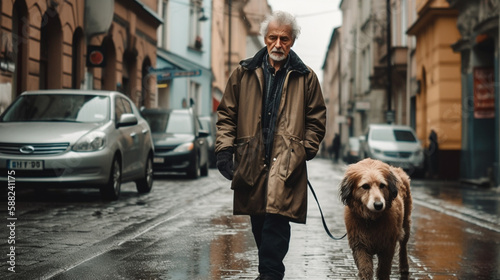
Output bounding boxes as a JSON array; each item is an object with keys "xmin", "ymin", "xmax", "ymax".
[{"xmin": 307, "ymin": 179, "xmax": 347, "ymax": 240}]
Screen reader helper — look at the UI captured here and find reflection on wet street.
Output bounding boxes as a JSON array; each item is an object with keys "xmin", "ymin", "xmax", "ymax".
[
  {"xmin": 412, "ymin": 205, "xmax": 500, "ymax": 279},
  {"xmin": 50, "ymin": 190, "xmax": 261, "ymax": 280},
  {"xmin": 208, "ymin": 216, "xmax": 256, "ymax": 279},
  {"xmin": 409, "ymin": 180, "xmax": 500, "ymax": 279}
]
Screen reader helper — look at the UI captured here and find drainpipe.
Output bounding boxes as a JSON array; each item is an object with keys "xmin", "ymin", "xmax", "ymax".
[
  {"xmin": 386, "ymin": 0, "xmax": 392, "ymax": 124},
  {"xmin": 338, "ymin": 32, "xmax": 342, "ymax": 138},
  {"xmin": 497, "ymin": 8, "xmax": 500, "ymax": 187},
  {"xmin": 228, "ymin": 0, "xmax": 232, "ymax": 77}
]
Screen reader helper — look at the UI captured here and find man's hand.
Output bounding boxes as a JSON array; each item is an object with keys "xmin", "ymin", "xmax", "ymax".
[{"xmin": 216, "ymin": 150, "xmax": 234, "ymax": 180}]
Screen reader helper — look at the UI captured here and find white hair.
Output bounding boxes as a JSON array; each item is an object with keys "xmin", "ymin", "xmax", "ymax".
[{"xmin": 260, "ymin": 11, "xmax": 301, "ymax": 40}]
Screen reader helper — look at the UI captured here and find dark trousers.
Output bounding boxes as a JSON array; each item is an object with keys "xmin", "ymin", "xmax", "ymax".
[{"xmin": 250, "ymin": 214, "xmax": 291, "ymax": 280}]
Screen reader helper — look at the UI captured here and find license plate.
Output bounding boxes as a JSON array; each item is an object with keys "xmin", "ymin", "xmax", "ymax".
[
  {"xmin": 153, "ymin": 157, "xmax": 164, "ymax": 164},
  {"xmin": 8, "ymin": 160, "xmax": 44, "ymax": 170}
]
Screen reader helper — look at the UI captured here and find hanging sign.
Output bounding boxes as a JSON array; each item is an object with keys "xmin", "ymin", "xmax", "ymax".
[{"xmin": 473, "ymin": 67, "xmax": 495, "ymax": 119}]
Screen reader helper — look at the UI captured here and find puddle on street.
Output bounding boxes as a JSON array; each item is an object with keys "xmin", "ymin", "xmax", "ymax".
[
  {"xmin": 204, "ymin": 215, "xmax": 258, "ymax": 279},
  {"xmin": 411, "ymin": 204, "xmax": 500, "ymax": 279},
  {"xmin": 124, "ymin": 214, "xmax": 259, "ymax": 280}
]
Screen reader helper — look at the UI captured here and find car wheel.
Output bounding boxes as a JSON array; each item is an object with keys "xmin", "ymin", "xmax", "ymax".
[
  {"xmin": 100, "ymin": 156, "xmax": 121, "ymax": 200},
  {"xmin": 187, "ymin": 155, "xmax": 200, "ymax": 179},
  {"xmin": 201, "ymin": 158, "xmax": 209, "ymax": 177},
  {"xmin": 136, "ymin": 154, "xmax": 154, "ymax": 193}
]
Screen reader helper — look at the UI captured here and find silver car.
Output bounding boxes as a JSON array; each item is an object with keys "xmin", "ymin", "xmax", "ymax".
[
  {"xmin": 359, "ymin": 124, "xmax": 424, "ymax": 173},
  {"xmin": 0, "ymin": 90, "xmax": 154, "ymax": 200}
]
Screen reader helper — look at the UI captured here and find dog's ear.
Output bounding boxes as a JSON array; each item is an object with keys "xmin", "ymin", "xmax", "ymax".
[
  {"xmin": 386, "ymin": 170, "xmax": 399, "ymax": 208},
  {"xmin": 339, "ymin": 176, "xmax": 355, "ymax": 206}
]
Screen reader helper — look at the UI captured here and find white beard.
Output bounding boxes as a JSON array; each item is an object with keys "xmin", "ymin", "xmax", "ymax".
[
  {"xmin": 269, "ymin": 47, "xmax": 286, "ymax": 62},
  {"xmin": 270, "ymin": 53, "xmax": 286, "ymax": 61}
]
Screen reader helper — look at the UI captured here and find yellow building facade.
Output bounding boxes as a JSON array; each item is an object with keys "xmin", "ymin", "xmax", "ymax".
[{"xmin": 408, "ymin": 0, "xmax": 462, "ymax": 179}]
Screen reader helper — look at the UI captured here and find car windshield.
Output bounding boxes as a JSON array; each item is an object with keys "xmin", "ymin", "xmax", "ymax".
[
  {"xmin": 144, "ymin": 111, "xmax": 193, "ymax": 134},
  {"xmin": 370, "ymin": 128, "xmax": 417, "ymax": 142},
  {"xmin": 0, "ymin": 94, "xmax": 109, "ymax": 123}
]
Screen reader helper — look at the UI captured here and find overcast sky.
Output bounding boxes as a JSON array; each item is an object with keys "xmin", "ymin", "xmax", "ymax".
[{"xmin": 267, "ymin": 0, "xmax": 342, "ymax": 81}]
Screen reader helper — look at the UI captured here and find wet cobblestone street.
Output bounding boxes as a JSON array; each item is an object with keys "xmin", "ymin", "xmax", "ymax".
[{"xmin": 2, "ymin": 158, "xmax": 500, "ymax": 279}]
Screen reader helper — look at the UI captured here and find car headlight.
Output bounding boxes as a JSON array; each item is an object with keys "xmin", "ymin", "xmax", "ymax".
[
  {"xmin": 173, "ymin": 142, "xmax": 194, "ymax": 153},
  {"xmin": 372, "ymin": 148, "xmax": 382, "ymax": 154},
  {"xmin": 73, "ymin": 131, "xmax": 106, "ymax": 152}
]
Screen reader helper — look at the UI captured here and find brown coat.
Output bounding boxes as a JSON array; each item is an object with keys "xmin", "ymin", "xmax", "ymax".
[{"xmin": 215, "ymin": 48, "xmax": 326, "ymax": 223}]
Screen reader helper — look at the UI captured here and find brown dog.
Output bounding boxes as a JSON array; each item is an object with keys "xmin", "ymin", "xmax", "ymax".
[{"xmin": 339, "ymin": 158, "xmax": 412, "ymax": 280}]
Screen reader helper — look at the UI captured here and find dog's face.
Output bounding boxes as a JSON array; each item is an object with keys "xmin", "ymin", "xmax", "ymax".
[{"xmin": 340, "ymin": 159, "xmax": 399, "ymax": 218}]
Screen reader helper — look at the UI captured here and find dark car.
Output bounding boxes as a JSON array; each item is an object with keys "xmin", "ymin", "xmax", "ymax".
[
  {"xmin": 141, "ymin": 108, "xmax": 209, "ymax": 178},
  {"xmin": 198, "ymin": 115, "xmax": 216, "ymax": 168}
]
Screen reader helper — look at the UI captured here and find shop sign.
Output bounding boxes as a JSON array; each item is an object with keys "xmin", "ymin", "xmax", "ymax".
[
  {"xmin": 154, "ymin": 68, "xmax": 202, "ymax": 82},
  {"xmin": 473, "ymin": 67, "xmax": 495, "ymax": 119},
  {"xmin": 355, "ymin": 101, "xmax": 370, "ymax": 111}
]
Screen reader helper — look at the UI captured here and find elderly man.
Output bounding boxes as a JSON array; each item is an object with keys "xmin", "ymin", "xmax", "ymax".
[{"xmin": 215, "ymin": 10, "xmax": 326, "ymax": 280}]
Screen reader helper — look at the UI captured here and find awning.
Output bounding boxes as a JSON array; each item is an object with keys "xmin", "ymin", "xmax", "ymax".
[
  {"xmin": 152, "ymin": 67, "xmax": 202, "ymax": 81},
  {"xmin": 155, "ymin": 50, "xmax": 208, "ymax": 83}
]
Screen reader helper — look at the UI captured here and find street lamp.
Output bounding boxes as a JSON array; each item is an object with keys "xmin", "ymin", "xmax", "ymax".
[{"xmin": 198, "ymin": 7, "xmax": 208, "ymax": 21}]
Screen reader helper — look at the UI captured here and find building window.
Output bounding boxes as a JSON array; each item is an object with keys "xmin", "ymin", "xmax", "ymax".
[
  {"xmin": 160, "ymin": 0, "xmax": 169, "ymax": 48},
  {"xmin": 189, "ymin": 0, "xmax": 203, "ymax": 50},
  {"xmin": 361, "ymin": 47, "xmax": 371, "ymax": 94},
  {"xmin": 360, "ymin": 0, "xmax": 370, "ymax": 24},
  {"xmin": 400, "ymin": 0, "xmax": 407, "ymax": 46},
  {"xmin": 12, "ymin": 0, "xmax": 28, "ymax": 96},
  {"xmin": 72, "ymin": 29, "xmax": 85, "ymax": 89},
  {"xmin": 39, "ymin": 10, "xmax": 62, "ymax": 89}
]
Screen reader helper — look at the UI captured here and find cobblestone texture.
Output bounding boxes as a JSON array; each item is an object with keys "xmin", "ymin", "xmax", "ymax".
[{"xmin": 3, "ymin": 158, "xmax": 500, "ymax": 279}]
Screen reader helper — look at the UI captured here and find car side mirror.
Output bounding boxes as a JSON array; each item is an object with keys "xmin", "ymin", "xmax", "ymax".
[
  {"xmin": 198, "ymin": 130, "xmax": 209, "ymax": 138},
  {"xmin": 117, "ymin": 113, "xmax": 138, "ymax": 127}
]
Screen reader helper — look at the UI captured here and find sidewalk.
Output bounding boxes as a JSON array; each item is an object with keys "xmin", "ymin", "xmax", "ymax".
[{"xmin": 410, "ymin": 178, "xmax": 500, "ymax": 233}]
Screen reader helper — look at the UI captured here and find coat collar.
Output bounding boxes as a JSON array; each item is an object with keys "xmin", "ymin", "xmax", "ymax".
[{"xmin": 240, "ymin": 47, "xmax": 310, "ymax": 75}]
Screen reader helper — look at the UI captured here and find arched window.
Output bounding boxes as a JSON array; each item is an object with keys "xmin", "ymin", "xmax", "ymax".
[
  {"xmin": 101, "ymin": 36, "xmax": 116, "ymax": 90},
  {"xmin": 141, "ymin": 57, "xmax": 153, "ymax": 108},
  {"xmin": 72, "ymin": 28, "xmax": 85, "ymax": 89},
  {"xmin": 40, "ymin": 9, "xmax": 62, "ymax": 89},
  {"xmin": 12, "ymin": 0, "xmax": 28, "ymax": 96},
  {"xmin": 122, "ymin": 51, "xmax": 137, "ymax": 102}
]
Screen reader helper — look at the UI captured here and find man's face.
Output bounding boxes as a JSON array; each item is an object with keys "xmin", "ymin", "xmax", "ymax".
[{"xmin": 264, "ymin": 21, "xmax": 294, "ymax": 63}]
